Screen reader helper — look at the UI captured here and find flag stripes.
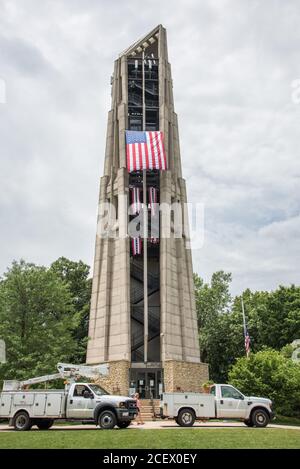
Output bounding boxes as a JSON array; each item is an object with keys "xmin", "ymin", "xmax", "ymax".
[
  {"xmin": 132, "ymin": 237, "xmax": 142, "ymax": 256},
  {"xmin": 130, "ymin": 187, "xmax": 141, "ymax": 215},
  {"xmin": 244, "ymin": 328, "xmax": 251, "ymax": 357},
  {"xmin": 126, "ymin": 131, "xmax": 167, "ymax": 172}
]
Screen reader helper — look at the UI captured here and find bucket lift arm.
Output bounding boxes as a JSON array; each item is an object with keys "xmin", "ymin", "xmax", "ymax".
[{"xmin": 3, "ymin": 363, "xmax": 109, "ymax": 391}]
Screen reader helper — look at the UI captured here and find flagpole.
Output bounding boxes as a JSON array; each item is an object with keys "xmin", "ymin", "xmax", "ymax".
[
  {"xmin": 241, "ymin": 296, "xmax": 249, "ymax": 357},
  {"xmin": 241, "ymin": 296, "xmax": 246, "ymax": 337},
  {"xmin": 142, "ymin": 49, "xmax": 148, "ymax": 364}
]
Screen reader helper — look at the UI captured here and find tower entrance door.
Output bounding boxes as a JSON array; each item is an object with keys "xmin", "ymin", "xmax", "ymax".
[{"xmin": 129, "ymin": 369, "xmax": 162, "ymax": 399}]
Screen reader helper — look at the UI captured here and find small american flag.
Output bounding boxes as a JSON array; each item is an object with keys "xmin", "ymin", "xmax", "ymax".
[
  {"xmin": 132, "ymin": 237, "xmax": 142, "ymax": 256},
  {"xmin": 126, "ymin": 130, "xmax": 167, "ymax": 172},
  {"xmin": 130, "ymin": 186, "xmax": 141, "ymax": 215},
  {"xmin": 244, "ymin": 326, "xmax": 251, "ymax": 357},
  {"xmin": 148, "ymin": 186, "xmax": 158, "ymax": 216}
]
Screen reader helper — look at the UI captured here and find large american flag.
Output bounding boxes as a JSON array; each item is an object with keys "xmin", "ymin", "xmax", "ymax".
[{"xmin": 126, "ymin": 130, "xmax": 167, "ymax": 172}]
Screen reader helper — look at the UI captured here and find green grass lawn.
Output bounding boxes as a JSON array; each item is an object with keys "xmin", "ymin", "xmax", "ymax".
[{"xmin": 0, "ymin": 428, "xmax": 299, "ymax": 449}]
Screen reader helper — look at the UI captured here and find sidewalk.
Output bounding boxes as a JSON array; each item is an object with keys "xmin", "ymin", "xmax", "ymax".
[{"xmin": 0, "ymin": 421, "xmax": 299, "ymax": 431}]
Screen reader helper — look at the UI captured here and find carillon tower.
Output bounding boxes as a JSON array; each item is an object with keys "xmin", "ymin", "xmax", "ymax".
[{"xmin": 87, "ymin": 25, "xmax": 208, "ymax": 397}]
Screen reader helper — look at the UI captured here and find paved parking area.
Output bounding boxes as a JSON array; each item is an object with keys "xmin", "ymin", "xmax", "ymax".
[{"xmin": 0, "ymin": 421, "xmax": 299, "ymax": 431}]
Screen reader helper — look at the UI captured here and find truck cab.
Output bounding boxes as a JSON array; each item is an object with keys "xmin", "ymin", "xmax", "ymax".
[
  {"xmin": 67, "ymin": 383, "xmax": 105, "ymax": 419},
  {"xmin": 210, "ymin": 384, "xmax": 251, "ymax": 419},
  {"xmin": 66, "ymin": 382, "xmax": 137, "ymax": 428}
]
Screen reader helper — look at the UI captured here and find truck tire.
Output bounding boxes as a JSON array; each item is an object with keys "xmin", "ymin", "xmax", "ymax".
[
  {"xmin": 251, "ymin": 409, "xmax": 270, "ymax": 428},
  {"xmin": 177, "ymin": 409, "xmax": 196, "ymax": 427},
  {"xmin": 98, "ymin": 410, "xmax": 117, "ymax": 429},
  {"xmin": 117, "ymin": 421, "xmax": 131, "ymax": 429},
  {"xmin": 13, "ymin": 411, "xmax": 32, "ymax": 431},
  {"xmin": 244, "ymin": 419, "xmax": 254, "ymax": 427},
  {"xmin": 36, "ymin": 419, "xmax": 54, "ymax": 430}
]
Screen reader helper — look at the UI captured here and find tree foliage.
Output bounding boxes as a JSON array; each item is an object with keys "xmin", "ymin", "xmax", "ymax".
[
  {"xmin": 228, "ymin": 349, "xmax": 300, "ymax": 417},
  {"xmin": 0, "ymin": 258, "xmax": 91, "ymax": 384},
  {"xmin": 0, "ymin": 260, "xmax": 77, "ymax": 382},
  {"xmin": 195, "ymin": 271, "xmax": 245, "ymax": 381},
  {"xmin": 232, "ymin": 286, "xmax": 300, "ymax": 352},
  {"xmin": 195, "ymin": 273, "xmax": 300, "ymax": 383},
  {"xmin": 50, "ymin": 257, "xmax": 91, "ymax": 363}
]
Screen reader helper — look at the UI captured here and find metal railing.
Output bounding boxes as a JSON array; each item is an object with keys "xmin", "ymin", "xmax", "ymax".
[
  {"xmin": 131, "ymin": 329, "xmax": 160, "ymax": 352},
  {"xmin": 131, "ymin": 305, "xmax": 160, "ymax": 331}
]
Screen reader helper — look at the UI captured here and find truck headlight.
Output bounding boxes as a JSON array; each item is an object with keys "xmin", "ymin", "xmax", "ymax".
[{"xmin": 118, "ymin": 402, "xmax": 126, "ymax": 408}]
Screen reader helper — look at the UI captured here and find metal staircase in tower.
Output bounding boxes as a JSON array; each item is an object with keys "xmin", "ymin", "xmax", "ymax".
[{"xmin": 130, "ymin": 258, "xmax": 160, "ymax": 358}]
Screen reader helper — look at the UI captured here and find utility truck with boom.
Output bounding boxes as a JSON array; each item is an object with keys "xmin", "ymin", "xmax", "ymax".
[{"xmin": 0, "ymin": 363, "xmax": 137, "ymax": 430}]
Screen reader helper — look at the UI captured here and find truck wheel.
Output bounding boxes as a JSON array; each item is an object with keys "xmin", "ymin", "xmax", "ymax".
[
  {"xmin": 14, "ymin": 411, "xmax": 32, "ymax": 431},
  {"xmin": 117, "ymin": 421, "xmax": 131, "ymax": 429},
  {"xmin": 177, "ymin": 409, "xmax": 195, "ymax": 427},
  {"xmin": 98, "ymin": 410, "xmax": 117, "ymax": 429},
  {"xmin": 36, "ymin": 419, "xmax": 54, "ymax": 430},
  {"xmin": 244, "ymin": 419, "xmax": 254, "ymax": 427},
  {"xmin": 251, "ymin": 409, "xmax": 270, "ymax": 428}
]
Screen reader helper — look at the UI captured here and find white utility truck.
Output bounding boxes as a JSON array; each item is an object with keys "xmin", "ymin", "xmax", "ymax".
[
  {"xmin": 0, "ymin": 363, "xmax": 137, "ymax": 431},
  {"xmin": 160, "ymin": 384, "xmax": 274, "ymax": 427}
]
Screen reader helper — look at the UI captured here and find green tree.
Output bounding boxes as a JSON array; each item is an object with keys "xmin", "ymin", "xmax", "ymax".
[
  {"xmin": 195, "ymin": 271, "xmax": 232, "ymax": 329},
  {"xmin": 50, "ymin": 257, "xmax": 92, "ymax": 363},
  {"xmin": 0, "ymin": 260, "xmax": 77, "ymax": 383},
  {"xmin": 228, "ymin": 349, "xmax": 300, "ymax": 417},
  {"xmin": 195, "ymin": 271, "xmax": 244, "ymax": 381},
  {"xmin": 196, "ymin": 277, "xmax": 300, "ymax": 383},
  {"xmin": 257, "ymin": 286, "xmax": 300, "ymax": 349},
  {"xmin": 232, "ymin": 286, "xmax": 300, "ymax": 352}
]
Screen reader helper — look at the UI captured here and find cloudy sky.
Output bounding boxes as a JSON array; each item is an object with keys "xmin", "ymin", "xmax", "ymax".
[{"xmin": 0, "ymin": 0, "xmax": 299, "ymax": 294}]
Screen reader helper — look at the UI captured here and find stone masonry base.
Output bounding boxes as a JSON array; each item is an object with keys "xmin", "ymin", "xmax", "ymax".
[
  {"xmin": 93, "ymin": 360, "xmax": 130, "ymax": 397},
  {"xmin": 163, "ymin": 360, "xmax": 209, "ymax": 393},
  {"xmin": 92, "ymin": 359, "xmax": 209, "ymax": 396}
]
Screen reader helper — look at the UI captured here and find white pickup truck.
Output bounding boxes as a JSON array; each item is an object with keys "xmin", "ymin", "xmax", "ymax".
[
  {"xmin": 160, "ymin": 384, "xmax": 274, "ymax": 427},
  {"xmin": 0, "ymin": 382, "xmax": 138, "ymax": 431}
]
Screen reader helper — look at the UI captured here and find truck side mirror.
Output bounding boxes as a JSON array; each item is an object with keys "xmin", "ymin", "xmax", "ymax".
[{"xmin": 83, "ymin": 390, "xmax": 93, "ymax": 399}]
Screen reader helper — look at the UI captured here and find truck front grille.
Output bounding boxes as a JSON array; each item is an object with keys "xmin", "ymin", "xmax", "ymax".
[{"xmin": 126, "ymin": 399, "xmax": 137, "ymax": 410}]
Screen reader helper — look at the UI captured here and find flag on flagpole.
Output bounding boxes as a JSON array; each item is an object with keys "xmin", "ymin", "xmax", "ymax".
[
  {"xmin": 132, "ymin": 237, "xmax": 142, "ymax": 256},
  {"xmin": 130, "ymin": 186, "xmax": 141, "ymax": 215},
  {"xmin": 241, "ymin": 297, "xmax": 251, "ymax": 357},
  {"xmin": 126, "ymin": 130, "xmax": 167, "ymax": 172},
  {"xmin": 244, "ymin": 326, "xmax": 251, "ymax": 357}
]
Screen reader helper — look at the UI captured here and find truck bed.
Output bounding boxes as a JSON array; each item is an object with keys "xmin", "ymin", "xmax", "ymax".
[
  {"xmin": 0, "ymin": 390, "xmax": 67, "ymax": 419},
  {"xmin": 162, "ymin": 392, "xmax": 216, "ymax": 418}
]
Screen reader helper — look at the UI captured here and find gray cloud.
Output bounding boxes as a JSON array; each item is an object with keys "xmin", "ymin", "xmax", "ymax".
[{"xmin": 0, "ymin": 0, "xmax": 299, "ymax": 294}]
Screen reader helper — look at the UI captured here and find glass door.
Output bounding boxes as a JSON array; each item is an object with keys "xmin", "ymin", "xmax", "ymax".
[
  {"xmin": 130, "ymin": 369, "xmax": 162, "ymax": 399},
  {"xmin": 136, "ymin": 371, "xmax": 146, "ymax": 398}
]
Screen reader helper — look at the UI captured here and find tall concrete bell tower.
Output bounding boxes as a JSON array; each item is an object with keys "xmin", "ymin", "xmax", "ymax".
[{"xmin": 86, "ymin": 25, "xmax": 208, "ymax": 397}]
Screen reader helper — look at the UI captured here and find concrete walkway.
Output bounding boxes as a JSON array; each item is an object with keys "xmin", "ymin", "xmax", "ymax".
[{"xmin": 0, "ymin": 421, "xmax": 299, "ymax": 431}]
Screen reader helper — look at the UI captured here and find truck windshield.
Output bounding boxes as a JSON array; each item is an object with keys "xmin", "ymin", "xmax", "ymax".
[
  {"xmin": 88, "ymin": 384, "xmax": 109, "ymax": 396},
  {"xmin": 221, "ymin": 386, "xmax": 244, "ymax": 400}
]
